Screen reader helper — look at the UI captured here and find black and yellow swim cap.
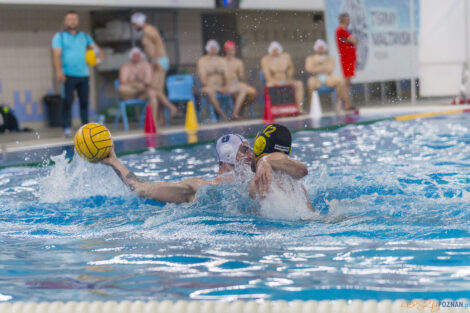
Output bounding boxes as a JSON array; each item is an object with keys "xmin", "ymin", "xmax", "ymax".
[{"xmin": 253, "ymin": 123, "xmax": 292, "ymax": 162}]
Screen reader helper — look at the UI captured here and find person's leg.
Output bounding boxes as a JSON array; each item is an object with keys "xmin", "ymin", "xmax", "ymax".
[
  {"xmin": 231, "ymin": 83, "xmax": 248, "ymax": 120},
  {"xmin": 307, "ymin": 76, "xmax": 321, "ymax": 104},
  {"xmin": 293, "ymin": 80, "xmax": 305, "ymax": 111},
  {"xmin": 62, "ymin": 76, "xmax": 76, "ymax": 131},
  {"xmin": 343, "ymin": 77, "xmax": 353, "ymax": 110},
  {"xmin": 241, "ymin": 85, "xmax": 257, "ymax": 118},
  {"xmin": 145, "ymin": 88, "xmax": 159, "ymax": 126},
  {"xmin": 202, "ymin": 86, "xmax": 228, "ymax": 121},
  {"xmin": 155, "ymin": 92, "xmax": 178, "ymax": 118},
  {"xmin": 76, "ymin": 76, "xmax": 90, "ymax": 125},
  {"xmin": 340, "ymin": 59, "xmax": 355, "ymax": 110},
  {"xmin": 152, "ymin": 69, "xmax": 177, "ymax": 125},
  {"xmin": 118, "ymin": 84, "xmax": 140, "ymax": 100},
  {"xmin": 325, "ymin": 75, "xmax": 345, "ymax": 111}
]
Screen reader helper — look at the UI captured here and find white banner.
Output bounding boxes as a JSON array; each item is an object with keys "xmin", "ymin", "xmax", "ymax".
[
  {"xmin": 0, "ymin": 0, "xmax": 214, "ymax": 8},
  {"xmin": 418, "ymin": 0, "xmax": 470, "ymax": 97},
  {"xmin": 325, "ymin": 0, "xmax": 419, "ymax": 83}
]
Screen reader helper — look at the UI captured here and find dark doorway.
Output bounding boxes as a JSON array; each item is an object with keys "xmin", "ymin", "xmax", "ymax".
[{"xmin": 201, "ymin": 13, "xmax": 241, "ymax": 57}]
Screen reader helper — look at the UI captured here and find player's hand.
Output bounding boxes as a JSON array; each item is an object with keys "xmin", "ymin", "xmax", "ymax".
[
  {"xmin": 254, "ymin": 158, "xmax": 272, "ymax": 199},
  {"xmin": 101, "ymin": 146, "xmax": 117, "ymax": 165},
  {"xmin": 56, "ymin": 71, "xmax": 66, "ymax": 83}
]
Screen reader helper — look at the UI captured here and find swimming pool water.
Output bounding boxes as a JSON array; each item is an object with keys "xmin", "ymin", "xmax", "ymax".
[{"xmin": 0, "ymin": 114, "xmax": 469, "ymax": 302}]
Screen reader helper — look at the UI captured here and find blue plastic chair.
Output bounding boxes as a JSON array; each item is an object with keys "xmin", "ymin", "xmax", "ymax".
[
  {"xmin": 259, "ymin": 70, "xmax": 266, "ymax": 87},
  {"xmin": 165, "ymin": 74, "xmax": 197, "ymax": 125},
  {"xmin": 194, "ymin": 76, "xmax": 234, "ymax": 123},
  {"xmin": 166, "ymin": 74, "xmax": 195, "ymax": 104},
  {"xmin": 113, "ymin": 79, "xmax": 147, "ymax": 131}
]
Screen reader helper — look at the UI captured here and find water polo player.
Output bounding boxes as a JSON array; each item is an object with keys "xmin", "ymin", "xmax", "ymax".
[
  {"xmin": 101, "ymin": 132, "xmax": 307, "ymax": 204},
  {"xmin": 100, "ymin": 134, "xmax": 252, "ymax": 203},
  {"xmin": 249, "ymin": 123, "xmax": 313, "ymax": 211}
]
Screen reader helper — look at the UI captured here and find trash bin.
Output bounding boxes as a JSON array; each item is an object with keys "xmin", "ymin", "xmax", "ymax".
[{"xmin": 43, "ymin": 94, "xmax": 62, "ymax": 127}]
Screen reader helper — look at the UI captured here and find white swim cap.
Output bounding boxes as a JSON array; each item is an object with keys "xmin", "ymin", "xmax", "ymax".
[
  {"xmin": 205, "ymin": 39, "xmax": 220, "ymax": 53},
  {"xmin": 129, "ymin": 47, "xmax": 143, "ymax": 59},
  {"xmin": 314, "ymin": 39, "xmax": 328, "ymax": 52},
  {"xmin": 268, "ymin": 41, "xmax": 283, "ymax": 54},
  {"xmin": 131, "ymin": 12, "xmax": 146, "ymax": 26},
  {"xmin": 216, "ymin": 134, "xmax": 247, "ymax": 165}
]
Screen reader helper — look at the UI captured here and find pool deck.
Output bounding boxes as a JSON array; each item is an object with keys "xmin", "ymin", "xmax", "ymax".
[{"xmin": 1, "ymin": 100, "xmax": 470, "ymax": 168}]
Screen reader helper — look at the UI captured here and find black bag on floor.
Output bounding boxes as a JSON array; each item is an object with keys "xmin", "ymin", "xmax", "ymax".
[
  {"xmin": 43, "ymin": 94, "xmax": 62, "ymax": 127},
  {"xmin": 0, "ymin": 105, "xmax": 20, "ymax": 133}
]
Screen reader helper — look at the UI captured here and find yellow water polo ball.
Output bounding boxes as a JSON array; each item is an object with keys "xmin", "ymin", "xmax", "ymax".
[
  {"xmin": 85, "ymin": 49, "xmax": 98, "ymax": 67},
  {"xmin": 74, "ymin": 123, "xmax": 113, "ymax": 162}
]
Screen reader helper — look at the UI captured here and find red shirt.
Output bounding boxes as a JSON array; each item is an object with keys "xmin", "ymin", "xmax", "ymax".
[{"xmin": 335, "ymin": 26, "xmax": 356, "ymax": 61}]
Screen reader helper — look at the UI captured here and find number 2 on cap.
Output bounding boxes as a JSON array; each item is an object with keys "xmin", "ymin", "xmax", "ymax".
[{"xmin": 263, "ymin": 125, "xmax": 277, "ymax": 138}]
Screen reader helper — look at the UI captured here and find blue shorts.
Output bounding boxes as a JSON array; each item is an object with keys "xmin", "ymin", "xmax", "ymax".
[
  {"xmin": 158, "ymin": 57, "xmax": 170, "ymax": 72},
  {"xmin": 318, "ymin": 74, "xmax": 328, "ymax": 85}
]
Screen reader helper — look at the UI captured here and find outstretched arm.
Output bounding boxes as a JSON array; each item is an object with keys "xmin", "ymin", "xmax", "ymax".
[
  {"xmin": 268, "ymin": 157, "xmax": 308, "ymax": 179},
  {"xmin": 102, "ymin": 148, "xmax": 207, "ymax": 203}
]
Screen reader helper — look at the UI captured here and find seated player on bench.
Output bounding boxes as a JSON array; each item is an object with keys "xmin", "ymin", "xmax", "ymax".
[
  {"xmin": 260, "ymin": 41, "xmax": 305, "ymax": 111},
  {"xmin": 305, "ymin": 39, "xmax": 350, "ymax": 113}
]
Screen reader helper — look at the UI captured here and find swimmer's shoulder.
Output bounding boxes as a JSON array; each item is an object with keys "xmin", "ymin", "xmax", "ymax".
[
  {"xmin": 235, "ymin": 57, "xmax": 244, "ymax": 67},
  {"xmin": 197, "ymin": 55, "xmax": 208, "ymax": 66},
  {"xmin": 281, "ymin": 52, "xmax": 292, "ymax": 60}
]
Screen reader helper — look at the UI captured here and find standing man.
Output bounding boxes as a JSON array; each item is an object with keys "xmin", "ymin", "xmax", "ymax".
[
  {"xmin": 260, "ymin": 41, "xmax": 304, "ymax": 111},
  {"xmin": 223, "ymin": 41, "xmax": 257, "ymax": 120},
  {"xmin": 131, "ymin": 12, "xmax": 177, "ymax": 126},
  {"xmin": 52, "ymin": 11, "xmax": 103, "ymax": 137},
  {"xmin": 197, "ymin": 39, "xmax": 230, "ymax": 121},
  {"xmin": 335, "ymin": 13, "xmax": 357, "ymax": 111}
]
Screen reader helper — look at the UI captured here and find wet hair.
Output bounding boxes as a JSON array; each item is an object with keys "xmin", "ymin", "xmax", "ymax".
[{"xmin": 339, "ymin": 13, "xmax": 349, "ymax": 23}]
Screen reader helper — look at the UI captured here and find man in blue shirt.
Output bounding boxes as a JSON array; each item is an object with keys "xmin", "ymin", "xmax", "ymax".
[{"xmin": 52, "ymin": 11, "xmax": 103, "ymax": 137}]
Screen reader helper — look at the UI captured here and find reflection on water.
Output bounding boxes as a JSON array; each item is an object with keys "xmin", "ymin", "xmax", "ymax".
[{"xmin": 0, "ymin": 114, "xmax": 469, "ymax": 302}]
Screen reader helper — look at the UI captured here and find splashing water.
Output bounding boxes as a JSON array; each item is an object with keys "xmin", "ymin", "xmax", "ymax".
[
  {"xmin": 0, "ymin": 114, "xmax": 469, "ymax": 302},
  {"xmin": 38, "ymin": 152, "xmax": 131, "ymax": 203},
  {"xmin": 259, "ymin": 173, "xmax": 317, "ymax": 220}
]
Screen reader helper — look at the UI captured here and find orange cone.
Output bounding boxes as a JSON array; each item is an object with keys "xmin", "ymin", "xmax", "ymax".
[{"xmin": 144, "ymin": 104, "xmax": 157, "ymax": 134}]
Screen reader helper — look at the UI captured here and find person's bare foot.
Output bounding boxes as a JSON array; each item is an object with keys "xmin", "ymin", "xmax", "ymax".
[
  {"xmin": 169, "ymin": 106, "xmax": 178, "ymax": 119},
  {"xmin": 231, "ymin": 112, "xmax": 242, "ymax": 121}
]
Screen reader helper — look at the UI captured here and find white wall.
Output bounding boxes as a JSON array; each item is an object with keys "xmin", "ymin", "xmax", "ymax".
[
  {"xmin": 238, "ymin": 11, "xmax": 325, "ymax": 82},
  {"xmin": 0, "ymin": 0, "xmax": 213, "ymax": 8},
  {"xmin": 419, "ymin": 0, "xmax": 470, "ymax": 97},
  {"xmin": 178, "ymin": 10, "xmax": 204, "ymax": 72},
  {"xmin": 0, "ymin": 7, "xmax": 96, "ymax": 123},
  {"xmin": 240, "ymin": 0, "xmax": 324, "ymax": 11}
]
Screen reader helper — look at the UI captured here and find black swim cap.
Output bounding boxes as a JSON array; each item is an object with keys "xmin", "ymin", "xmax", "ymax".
[{"xmin": 253, "ymin": 123, "xmax": 292, "ymax": 162}]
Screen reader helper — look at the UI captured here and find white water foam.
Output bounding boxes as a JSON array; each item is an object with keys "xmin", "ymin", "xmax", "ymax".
[
  {"xmin": 259, "ymin": 173, "xmax": 318, "ymax": 220},
  {"xmin": 38, "ymin": 151, "xmax": 131, "ymax": 203}
]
